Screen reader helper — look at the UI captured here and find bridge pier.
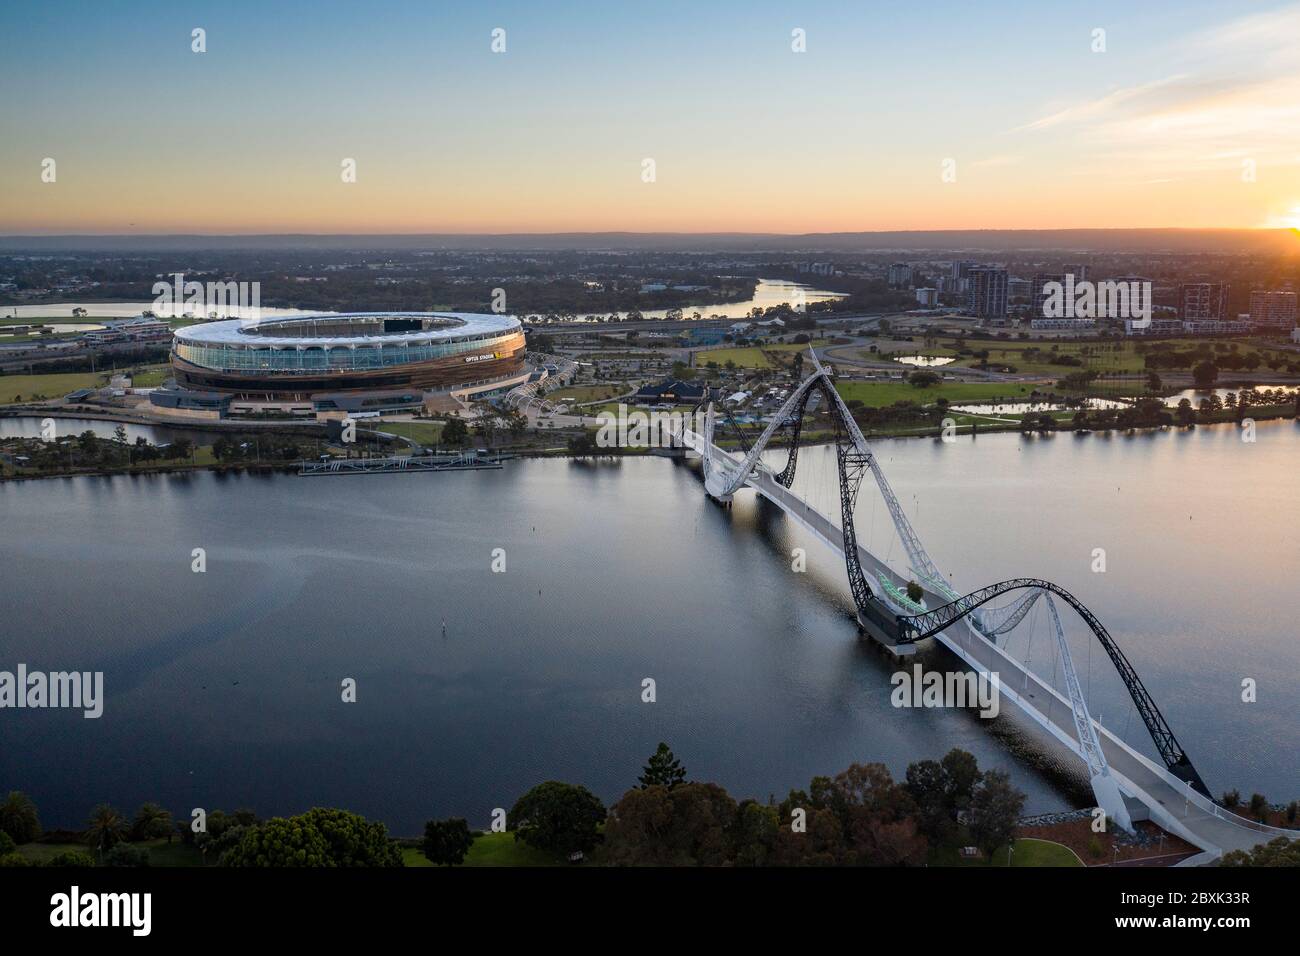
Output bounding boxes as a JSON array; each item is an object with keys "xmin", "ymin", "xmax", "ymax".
[{"xmin": 857, "ymin": 612, "xmax": 916, "ymax": 659}]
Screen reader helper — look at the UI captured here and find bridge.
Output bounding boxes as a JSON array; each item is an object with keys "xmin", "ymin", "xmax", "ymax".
[{"xmin": 670, "ymin": 357, "xmax": 1298, "ymax": 860}]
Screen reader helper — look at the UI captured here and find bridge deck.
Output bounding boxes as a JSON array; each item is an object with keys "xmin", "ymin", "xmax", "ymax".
[{"xmin": 680, "ymin": 426, "xmax": 1290, "ymax": 856}]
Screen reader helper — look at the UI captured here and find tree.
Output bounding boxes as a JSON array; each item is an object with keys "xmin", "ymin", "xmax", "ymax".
[
  {"xmin": 567, "ymin": 430, "xmax": 597, "ymax": 457},
  {"xmin": 508, "ymin": 782, "xmax": 606, "ymax": 858},
  {"xmin": 130, "ymin": 803, "xmax": 174, "ymax": 842},
  {"xmin": 86, "ymin": 804, "xmax": 129, "ymax": 855},
  {"xmin": 908, "ymin": 370, "xmax": 941, "ymax": 388},
  {"xmin": 223, "ymin": 808, "xmax": 402, "ymax": 867},
  {"xmin": 104, "ymin": 843, "xmax": 151, "ymax": 867},
  {"xmin": 1220, "ymin": 836, "xmax": 1300, "ymax": 867},
  {"xmin": 638, "ymin": 742, "xmax": 687, "ymax": 789},
  {"xmin": 422, "ymin": 818, "xmax": 475, "ymax": 866},
  {"xmin": 1145, "ymin": 370, "xmax": 1162, "ymax": 393},
  {"xmin": 603, "ymin": 782, "xmax": 737, "ymax": 866},
  {"xmin": 967, "ymin": 770, "xmax": 1025, "ymax": 857},
  {"xmin": 0, "ymin": 791, "xmax": 41, "ymax": 844},
  {"xmin": 1248, "ymin": 793, "xmax": 1269, "ymax": 820},
  {"xmin": 730, "ymin": 800, "xmax": 779, "ymax": 866},
  {"xmin": 441, "ymin": 417, "xmax": 469, "ymax": 446},
  {"xmin": 298, "ymin": 807, "xmax": 403, "ymax": 867},
  {"xmin": 905, "ymin": 581, "xmax": 924, "ymax": 604},
  {"xmin": 223, "ymin": 816, "xmax": 329, "ymax": 867},
  {"xmin": 1192, "ymin": 360, "xmax": 1219, "ymax": 388}
]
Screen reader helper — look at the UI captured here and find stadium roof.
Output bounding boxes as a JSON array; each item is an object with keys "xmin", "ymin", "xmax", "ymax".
[{"xmin": 174, "ymin": 311, "xmax": 520, "ymax": 349}]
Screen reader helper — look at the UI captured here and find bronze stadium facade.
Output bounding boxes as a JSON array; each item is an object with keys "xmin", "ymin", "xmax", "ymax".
[{"xmin": 170, "ymin": 312, "xmax": 527, "ymax": 399}]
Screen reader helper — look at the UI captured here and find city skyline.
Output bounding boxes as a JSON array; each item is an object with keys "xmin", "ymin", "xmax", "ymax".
[{"xmin": 4, "ymin": 0, "xmax": 1300, "ymax": 235}]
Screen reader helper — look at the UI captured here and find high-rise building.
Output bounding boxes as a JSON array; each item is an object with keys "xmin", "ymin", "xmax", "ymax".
[
  {"xmin": 1248, "ymin": 290, "xmax": 1297, "ymax": 329},
  {"xmin": 915, "ymin": 287, "xmax": 939, "ymax": 307},
  {"xmin": 888, "ymin": 263, "xmax": 914, "ymax": 288},
  {"xmin": 966, "ymin": 267, "xmax": 1007, "ymax": 321},
  {"xmin": 1180, "ymin": 282, "xmax": 1227, "ymax": 321}
]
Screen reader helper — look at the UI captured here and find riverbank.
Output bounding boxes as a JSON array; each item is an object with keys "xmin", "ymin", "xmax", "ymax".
[{"xmin": 7, "ymin": 405, "xmax": 1298, "ymax": 481}]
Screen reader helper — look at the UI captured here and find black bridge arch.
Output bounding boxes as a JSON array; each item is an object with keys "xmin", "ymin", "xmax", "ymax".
[{"xmin": 729, "ymin": 377, "xmax": 1211, "ymax": 799}]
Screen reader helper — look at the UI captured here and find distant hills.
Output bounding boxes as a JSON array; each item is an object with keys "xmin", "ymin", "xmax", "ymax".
[{"xmin": 0, "ymin": 229, "xmax": 1297, "ymax": 254}]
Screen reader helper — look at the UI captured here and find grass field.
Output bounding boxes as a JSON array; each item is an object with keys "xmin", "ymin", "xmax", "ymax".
[
  {"xmin": 129, "ymin": 365, "xmax": 171, "ymax": 388},
  {"xmin": 933, "ymin": 837, "xmax": 1083, "ymax": 867},
  {"xmin": 402, "ymin": 832, "xmax": 563, "ymax": 867},
  {"xmin": 698, "ymin": 340, "xmax": 825, "ymax": 370},
  {"xmin": 836, "ymin": 379, "xmax": 1040, "ymax": 408},
  {"xmin": 549, "ymin": 383, "xmax": 628, "ymax": 404},
  {"xmin": 16, "ymin": 838, "xmax": 205, "ymax": 866},
  {"xmin": 890, "ymin": 336, "xmax": 1300, "ymax": 378},
  {"xmin": 0, "ymin": 363, "xmax": 172, "ymax": 404},
  {"xmin": 0, "ymin": 371, "xmax": 107, "ymax": 403},
  {"xmin": 366, "ymin": 420, "xmax": 445, "ymax": 446}
]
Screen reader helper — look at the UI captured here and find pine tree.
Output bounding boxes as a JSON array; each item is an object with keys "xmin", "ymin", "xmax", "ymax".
[{"xmin": 638, "ymin": 742, "xmax": 686, "ymax": 789}]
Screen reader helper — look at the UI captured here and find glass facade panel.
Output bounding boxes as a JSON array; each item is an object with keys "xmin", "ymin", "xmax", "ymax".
[{"xmin": 175, "ymin": 332, "xmax": 519, "ymax": 373}]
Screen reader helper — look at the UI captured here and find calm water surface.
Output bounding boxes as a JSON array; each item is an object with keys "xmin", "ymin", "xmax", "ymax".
[{"xmin": 2, "ymin": 421, "xmax": 1297, "ymax": 834}]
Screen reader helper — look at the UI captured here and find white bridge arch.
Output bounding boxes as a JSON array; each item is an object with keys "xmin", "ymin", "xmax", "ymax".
[{"xmin": 670, "ymin": 357, "xmax": 1298, "ymax": 858}]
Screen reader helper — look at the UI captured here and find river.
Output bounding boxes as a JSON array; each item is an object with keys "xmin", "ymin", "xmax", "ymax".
[{"xmin": 1, "ymin": 421, "xmax": 1296, "ymax": 834}]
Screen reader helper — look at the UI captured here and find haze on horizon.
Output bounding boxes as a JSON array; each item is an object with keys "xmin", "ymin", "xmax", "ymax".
[{"xmin": 3, "ymin": 0, "xmax": 1300, "ymax": 235}]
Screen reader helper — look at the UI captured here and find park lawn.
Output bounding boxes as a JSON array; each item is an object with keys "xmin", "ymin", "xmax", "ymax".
[
  {"xmin": 128, "ymin": 365, "xmax": 172, "ymax": 388},
  {"xmin": 699, "ymin": 340, "xmax": 825, "ymax": 370},
  {"xmin": 589, "ymin": 401, "xmax": 694, "ymax": 418},
  {"xmin": 402, "ymin": 832, "xmax": 564, "ymax": 867},
  {"xmin": 15, "ymin": 839, "xmax": 204, "ymax": 866},
  {"xmin": 462, "ymin": 831, "xmax": 563, "ymax": 866},
  {"xmin": 549, "ymin": 383, "xmax": 628, "ymax": 403},
  {"xmin": 699, "ymin": 346, "xmax": 776, "ymax": 369},
  {"xmin": 0, "ymin": 370, "xmax": 108, "ymax": 403},
  {"xmin": 366, "ymin": 421, "xmax": 444, "ymax": 445},
  {"xmin": 15, "ymin": 842, "xmax": 87, "ymax": 864},
  {"xmin": 932, "ymin": 837, "xmax": 1083, "ymax": 867},
  {"xmin": 836, "ymin": 379, "xmax": 1040, "ymax": 408},
  {"xmin": 137, "ymin": 838, "xmax": 205, "ymax": 866},
  {"xmin": 920, "ymin": 336, "xmax": 1299, "ymax": 378}
]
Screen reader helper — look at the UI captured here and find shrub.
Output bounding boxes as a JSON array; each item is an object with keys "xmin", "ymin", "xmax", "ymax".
[
  {"xmin": 46, "ymin": 850, "xmax": 96, "ymax": 868},
  {"xmin": 104, "ymin": 843, "xmax": 151, "ymax": 867}
]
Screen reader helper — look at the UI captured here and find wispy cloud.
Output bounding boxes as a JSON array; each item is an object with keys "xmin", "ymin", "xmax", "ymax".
[
  {"xmin": 1015, "ymin": 5, "xmax": 1300, "ymax": 174},
  {"xmin": 1014, "ymin": 75, "xmax": 1189, "ymax": 132}
]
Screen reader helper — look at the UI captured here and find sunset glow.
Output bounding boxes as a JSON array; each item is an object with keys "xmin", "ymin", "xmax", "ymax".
[{"xmin": 3, "ymin": 0, "xmax": 1300, "ymax": 234}]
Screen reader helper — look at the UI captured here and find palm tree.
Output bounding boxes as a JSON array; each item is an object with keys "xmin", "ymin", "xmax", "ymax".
[
  {"xmin": 130, "ymin": 803, "xmax": 174, "ymax": 842},
  {"xmin": 86, "ymin": 804, "xmax": 128, "ymax": 860},
  {"xmin": 0, "ymin": 791, "xmax": 42, "ymax": 844}
]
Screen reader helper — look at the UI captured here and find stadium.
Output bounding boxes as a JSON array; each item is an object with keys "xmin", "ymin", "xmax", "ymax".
[{"xmin": 160, "ymin": 311, "xmax": 529, "ymax": 417}]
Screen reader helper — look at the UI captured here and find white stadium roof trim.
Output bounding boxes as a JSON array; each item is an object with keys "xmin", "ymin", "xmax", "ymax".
[{"xmin": 173, "ymin": 311, "xmax": 521, "ymax": 349}]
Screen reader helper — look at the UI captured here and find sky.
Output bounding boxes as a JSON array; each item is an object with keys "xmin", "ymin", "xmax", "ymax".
[{"xmin": 3, "ymin": 0, "xmax": 1300, "ymax": 234}]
